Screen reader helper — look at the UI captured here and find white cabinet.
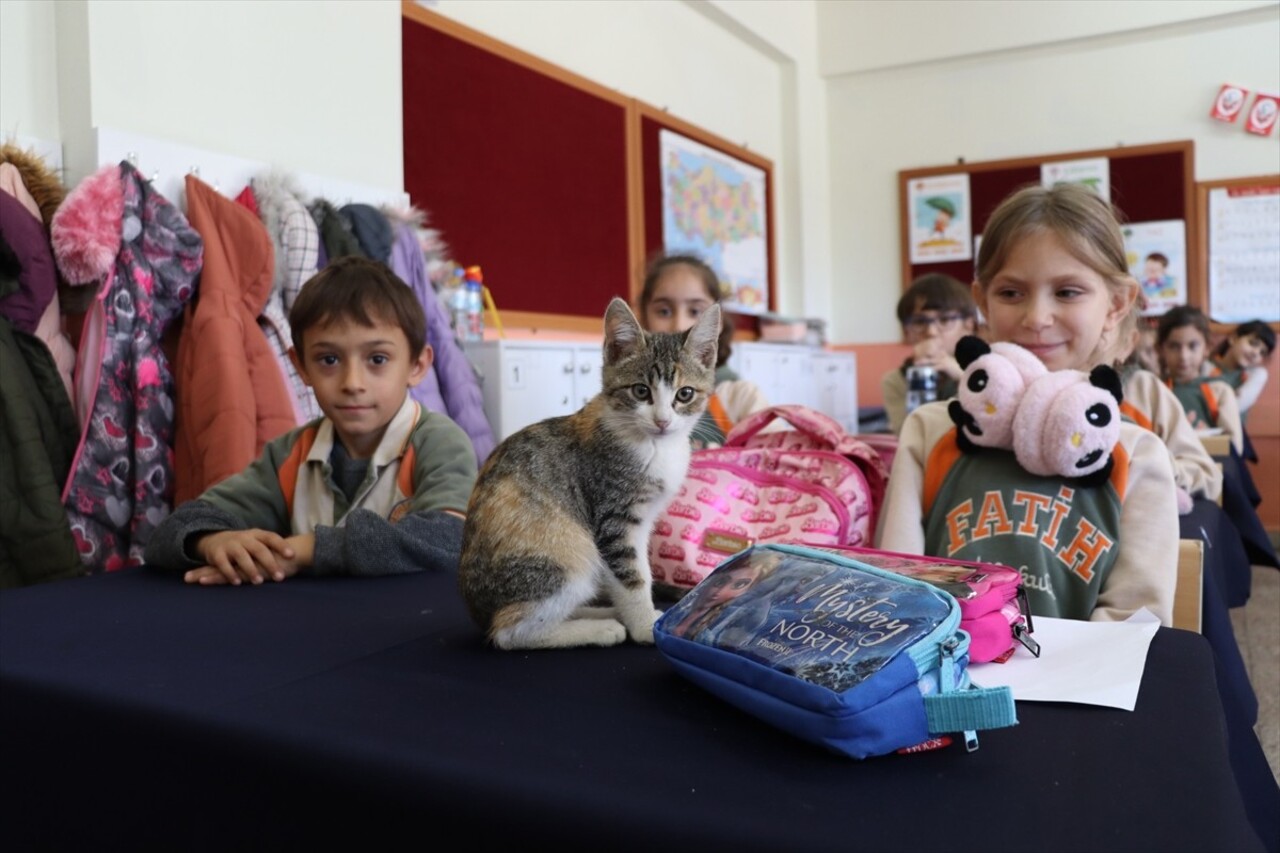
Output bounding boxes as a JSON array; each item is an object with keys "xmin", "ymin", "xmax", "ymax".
[
  {"xmin": 729, "ymin": 342, "xmax": 858, "ymax": 433},
  {"xmin": 464, "ymin": 340, "xmax": 602, "ymax": 441},
  {"xmin": 727, "ymin": 342, "xmax": 815, "ymax": 408},
  {"xmin": 465, "ymin": 339, "xmax": 859, "ymax": 443},
  {"xmin": 809, "ymin": 351, "xmax": 858, "ymax": 433}
]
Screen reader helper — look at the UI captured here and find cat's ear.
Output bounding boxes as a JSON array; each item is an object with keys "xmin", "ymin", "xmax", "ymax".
[
  {"xmin": 685, "ymin": 303, "xmax": 722, "ymax": 370},
  {"xmin": 604, "ymin": 297, "xmax": 645, "ymax": 363}
]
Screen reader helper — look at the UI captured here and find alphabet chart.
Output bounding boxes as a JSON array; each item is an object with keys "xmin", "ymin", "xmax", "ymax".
[{"xmin": 1207, "ymin": 183, "xmax": 1280, "ymax": 323}]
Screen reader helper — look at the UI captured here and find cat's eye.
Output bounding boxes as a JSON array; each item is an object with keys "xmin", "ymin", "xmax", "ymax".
[
  {"xmin": 967, "ymin": 369, "xmax": 988, "ymax": 393},
  {"xmin": 675, "ymin": 386, "xmax": 695, "ymax": 403},
  {"xmin": 632, "ymin": 383, "xmax": 652, "ymax": 401}
]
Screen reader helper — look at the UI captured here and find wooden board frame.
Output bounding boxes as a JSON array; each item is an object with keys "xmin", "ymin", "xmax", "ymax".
[
  {"xmin": 898, "ymin": 140, "xmax": 1197, "ymax": 311},
  {"xmin": 1194, "ymin": 173, "xmax": 1280, "ymax": 334}
]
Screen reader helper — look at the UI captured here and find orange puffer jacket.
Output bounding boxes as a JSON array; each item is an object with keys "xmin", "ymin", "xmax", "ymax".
[{"xmin": 173, "ymin": 175, "xmax": 296, "ymax": 504}]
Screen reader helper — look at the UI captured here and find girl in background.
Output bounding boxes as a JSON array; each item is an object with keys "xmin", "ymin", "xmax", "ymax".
[
  {"xmin": 1156, "ymin": 305, "xmax": 1243, "ymax": 454},
  {"xmin": 877, "ymin": 183, "xmax": 1179, "ymax": 624},
  {"xmin": 638, "ymin": 254, "xmax": 769, "ymax": 448},
  {"xmin": 1210, "ymin": 319, "xmax": 1275, "ymax": 421}
]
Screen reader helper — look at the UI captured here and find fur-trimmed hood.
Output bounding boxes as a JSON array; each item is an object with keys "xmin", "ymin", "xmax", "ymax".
[
  {"xmin": 49, "ymin": 163, "xmax": 125, "ymax": 285},
  {"xmin": 251, "ymin": 169, "xmax": 315, "ymax": 302},
  {"xmin": 0, "ymin": 142, "xmax": 66, "ymax": 229}
]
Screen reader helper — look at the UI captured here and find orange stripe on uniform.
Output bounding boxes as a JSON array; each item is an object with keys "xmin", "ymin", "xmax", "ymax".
[
  {"xmin": 278, "ymin": 426, "xmax": 319, "ymax": 519},
  {"xmin": 1108, "ymin": 442, "xmax": 1130, "ymax": 501},
  {"xmin": 708, "ymin": 394, "xmax": 734, "ymax": 437},
  {"xmin": 397, "ymin": 445, "xmax": 416, "ymax": 499},
  {"xmin": 1120, "ymin": 401, "xmax": 1153, "ymax": 431},
  {"xmin": 923, "ymin": 428, "xmax": 963, "ymax": 517},
  {"xmin": 1200, "ymin": 382, "xmax": 1219, "ymax": 425}
]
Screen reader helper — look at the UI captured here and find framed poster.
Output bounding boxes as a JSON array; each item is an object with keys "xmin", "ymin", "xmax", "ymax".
[
  {"xmin": 1042, "ymin": 157, "xmax": 1110, "ymax": 198},
  {"xmin": 907, "ymin": 173, "xmax": 972, "ymax": 264},
  {"xmin": 659, "ymin": 128, "xmax": 770, "ymax": 313},
  {"xmin": 1123, "ymin": 220, "xmax": 1187, "ymax": 316}
]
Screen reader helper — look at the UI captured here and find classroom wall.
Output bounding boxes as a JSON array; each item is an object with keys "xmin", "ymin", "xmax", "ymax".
[
  {"xmin": 1, "ymin": 0, "xmax": 405, "ymax": 192},
  {"xmin": 826, "ymin": 3, "xmax": 1280, "ymax": 346}
]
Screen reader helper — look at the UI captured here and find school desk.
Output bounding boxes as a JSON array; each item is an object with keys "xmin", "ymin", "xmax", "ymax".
[{"xmin": 0, "ymin": 567, "xmax": 1272, "ymax": 853}]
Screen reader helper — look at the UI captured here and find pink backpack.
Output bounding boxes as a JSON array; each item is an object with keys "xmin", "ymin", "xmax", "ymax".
[{"xmin": 649, "ymin": 405, "xmax": 889, "ymax": 597}]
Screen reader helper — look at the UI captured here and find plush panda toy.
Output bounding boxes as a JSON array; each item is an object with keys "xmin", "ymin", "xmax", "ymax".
[
  {"xmin": 1012, "ymin": 365, "xmax": 1124, "ymax": 487},
  {"xmin": 948, "ymin": 336, "xmax": 1047, "ymax": 453}
]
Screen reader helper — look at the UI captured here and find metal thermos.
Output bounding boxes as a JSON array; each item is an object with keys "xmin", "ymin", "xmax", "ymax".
[{"xmin": 905, "ymin": 365, "xmax": 939, "ymax": 413}]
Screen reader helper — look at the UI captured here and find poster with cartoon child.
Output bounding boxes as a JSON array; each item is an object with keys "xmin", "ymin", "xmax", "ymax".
[
  {"xmin": 1122, "ymin": 220, "xmax": 1187, "ymax": 316},
  {"xmin": 908, "ymin": 174, "xmax": 972, "ymax": 264}
]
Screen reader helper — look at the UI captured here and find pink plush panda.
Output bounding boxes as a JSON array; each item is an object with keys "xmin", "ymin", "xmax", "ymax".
[
  {"xmin": 1012, "ymin": 365, "xmax": 1124, "ymax": 486},
  {"xmin": 948, "ymin": 336, "xmax": 1047, "ymax": 452}
]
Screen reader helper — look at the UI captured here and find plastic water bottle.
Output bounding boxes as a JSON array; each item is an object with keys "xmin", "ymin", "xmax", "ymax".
[
  {"xmin": 450, "ymin": 267, "xmax": 470, "ymax": 343},
  {"xmin": 464, "ymin": 266, "xmax": 484, "ymax": 342}
]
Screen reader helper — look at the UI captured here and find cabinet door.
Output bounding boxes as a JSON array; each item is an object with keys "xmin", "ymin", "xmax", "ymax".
[
  {"xmin": 572, "ymin": 344, "xmax": 602, "ymax": 409},
  {"xmin": 495, "ymin": 346, "xmax": 577, "ymax": 438},
  {"xmin": 811, "ymin": 352, "xmax": 858, "ymax": 433},
  {"xmin": 732, "ymin": 343, "xmax": 811, "ymax": 407}
]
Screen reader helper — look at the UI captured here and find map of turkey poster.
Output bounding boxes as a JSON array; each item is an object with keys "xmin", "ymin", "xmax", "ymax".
[{"xmin": 660, "ymin": 129, "xmax": 769, "ymax": 314}]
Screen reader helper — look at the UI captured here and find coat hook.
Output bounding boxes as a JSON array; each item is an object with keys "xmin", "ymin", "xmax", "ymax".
[{"xmin": 126, "ymin": 151, "xmax": 139, "ymax": 166}]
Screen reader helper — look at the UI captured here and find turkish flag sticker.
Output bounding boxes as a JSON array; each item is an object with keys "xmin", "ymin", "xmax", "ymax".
[
  {"xmin": 1210, "ymin": 84, "xmax": 1249, "ymax": 122},
  {"xmin": 1244, "ymin": 93, "xmax": 1279, "ymax": 136}
]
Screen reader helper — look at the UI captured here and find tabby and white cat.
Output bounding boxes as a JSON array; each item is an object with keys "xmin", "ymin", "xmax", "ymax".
[{"xmin": 458, "ymin": 297, "xmax": 721, "ymax": 649}]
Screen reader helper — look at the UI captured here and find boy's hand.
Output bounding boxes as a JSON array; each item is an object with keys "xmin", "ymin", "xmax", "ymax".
[
  {"xmin": 187, "ymin": 529, "xmax": 296, "ymax": 586},
  {"xmin": 912, "ymin": 339, "xmax": 963, "ymax": 381}
]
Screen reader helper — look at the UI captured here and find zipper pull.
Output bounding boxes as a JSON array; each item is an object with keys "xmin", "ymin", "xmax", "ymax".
[{"xmin": 1013, "ymin": 621, "xmax": 1041, "ymax": 658}]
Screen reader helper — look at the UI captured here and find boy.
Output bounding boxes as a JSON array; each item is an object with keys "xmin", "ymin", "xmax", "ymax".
[
  {"xmin": 145, "ymin": 257, "xmax": 478, "ymax": 585},
  {"xmin": 881, "ymin": 273, "xmax": 979, "ymax": 434}
]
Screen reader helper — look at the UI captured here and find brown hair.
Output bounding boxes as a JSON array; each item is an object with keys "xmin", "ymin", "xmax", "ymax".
[
  {"xmin": 1156, "ymin": 304, "xmax": 1211, "ymax": 348},
  {"xmin": 975, "ymin": 183, "xmax": 1138, "ymax": 367},
  {"xmin": 638, "ymin": 253, "xmax": 733, "ymax": 367},
  {"xmin": 290, "ymin": 257, "xmax": 427, "ymax": 356},
  {"xmin": 895, "ymin": 273, "xmax": 977, "ymax": 325}
]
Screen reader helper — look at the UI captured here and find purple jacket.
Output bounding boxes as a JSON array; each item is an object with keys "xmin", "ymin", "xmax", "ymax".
[
  {"xmin": 0, "ymin": 190, "xmax": 55, "ymax": 334},
  {"xmin": 388, "ymin": 223, "xmax": 495, "ymax": 466}
]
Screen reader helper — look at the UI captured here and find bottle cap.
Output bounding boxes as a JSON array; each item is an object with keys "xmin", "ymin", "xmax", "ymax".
[{"xmin": 465, "ymin": 265, "xmax": 484, "ymax": 283}]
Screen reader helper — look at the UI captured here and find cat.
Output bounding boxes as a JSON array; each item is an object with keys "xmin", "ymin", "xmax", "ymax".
[{"xmin": 458, "ymin": 297, "xmax": 721, "ymax": 649}]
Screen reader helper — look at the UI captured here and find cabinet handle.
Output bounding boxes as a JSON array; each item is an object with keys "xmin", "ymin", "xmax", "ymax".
[
  {"xmin": 579, "ymin": 363, "xmax": 590, "ymax": 374},
  {"xmin": 563, "ymin": 363, "xmax": 574, "ymax": 374},
  {"xmin": 562, "ymin": 396, "xmax": 570, "ymax": 406}
]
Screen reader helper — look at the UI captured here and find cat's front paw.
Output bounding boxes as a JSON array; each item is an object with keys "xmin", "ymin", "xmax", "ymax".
[{"xmin": 626, "ymin": 609, "xmax": 662, "ymax": 645}]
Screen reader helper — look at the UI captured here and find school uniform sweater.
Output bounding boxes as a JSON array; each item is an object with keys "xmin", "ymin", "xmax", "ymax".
[
  {"xmin": 876, "ymin": 400, "xmax": 1178, "ymax": 625},
  {"xmin": 1119, "ymin": 368, "xmax": 1222, "ymax": 501},
  {"xmin": 144, "ymin": 398, "xmax": 477, "ymax": 576},
  {"xmin": 1168, "ymin": 377, "xmax": 1243, "ymax": 455},
  {"xmin": 1207, "ymin": 360, "xmax": 1268, "ymax": 420}
]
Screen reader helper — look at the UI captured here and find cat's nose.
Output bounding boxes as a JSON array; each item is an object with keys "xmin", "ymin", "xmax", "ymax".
[{"xmin": 654, "ymin": 417, "xmax": 671, "ymax": 432}]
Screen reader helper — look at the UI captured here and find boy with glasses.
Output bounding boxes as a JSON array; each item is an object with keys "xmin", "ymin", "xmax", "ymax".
[{"xmin": 881, "ymin": 273, "xmax": 979, "ymax": 434}]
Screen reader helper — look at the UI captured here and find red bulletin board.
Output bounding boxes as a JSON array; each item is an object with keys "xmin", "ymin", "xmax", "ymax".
[
  {"xmin": 402, "ymin": 4, "xmax": 633, "ymax": 329},
  {"xmin": 898, "ymin": 140, "xmax": 1196, "ymax": 300}
]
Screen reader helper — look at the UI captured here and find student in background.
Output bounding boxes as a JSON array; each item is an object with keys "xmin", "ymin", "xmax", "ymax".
[
  {"xmin": 145, "ymin": 257, "xmax": 478, "ymax": 585},
  {"xmin": 1210, "ymin": 319, "xmax": 1275, "ymax": 421},
  {"xmin": 881, "ymin": 273, "xmax": 979, "ymax": 434},
  {"xmin": 638, "ymin": 253, "xmax": 769, "ymax": 449},
  {"xmin": 877, "ymin": 183, "xmax": 1179, "ymax": 624},
  {"xmin": 1156, "ymin": 305, "xmax": 1243, "ymax": 454}
]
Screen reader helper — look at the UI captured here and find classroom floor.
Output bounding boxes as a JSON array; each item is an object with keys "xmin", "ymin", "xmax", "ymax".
[{"xmin": 1231, "ymin": 563, "xmax": 1280, "ymax": 783}]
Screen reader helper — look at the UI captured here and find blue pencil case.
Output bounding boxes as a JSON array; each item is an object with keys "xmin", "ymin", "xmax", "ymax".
[{"xmin": 653, "ymin": 543, "xmax": 1018, "ymax": 759}]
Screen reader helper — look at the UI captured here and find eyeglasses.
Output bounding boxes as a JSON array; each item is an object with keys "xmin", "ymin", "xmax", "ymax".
[{"xmin": 904, "ymin": 312, "xmax": 968, "ymax": 332}]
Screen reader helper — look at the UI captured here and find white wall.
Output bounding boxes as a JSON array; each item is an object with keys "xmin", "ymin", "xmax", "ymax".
[
  {"xmin": 0, "ymin": 0, "xmax": 61, "ymax": 142},
  {"xmin": 826, "ymin": 3, "xmax": 1280, "ymax": 344}
]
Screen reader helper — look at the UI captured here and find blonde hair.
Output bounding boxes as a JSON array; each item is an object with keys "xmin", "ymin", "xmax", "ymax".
[{"xmin": 975, "ymin": 183, "xmax": 1139, "ymax": 368}]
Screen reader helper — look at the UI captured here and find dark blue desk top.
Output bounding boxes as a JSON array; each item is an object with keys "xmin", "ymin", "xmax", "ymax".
[{"xmin": 0, "ymin": 568, "xmax": 1270, "ymax": 852}]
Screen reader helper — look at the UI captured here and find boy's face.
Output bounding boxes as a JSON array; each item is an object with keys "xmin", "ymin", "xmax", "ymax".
[
  {"xmin": 294, "ymin": 315, "xmax": 431, "ymax": 459},
  {"xmin": 1143, "ymin": 259, "xmax": 1166, "ymax": 280}
]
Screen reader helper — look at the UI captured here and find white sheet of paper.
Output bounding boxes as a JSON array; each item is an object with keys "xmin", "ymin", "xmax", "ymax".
[{"xmin": 967, "ymin": 609, "xmax": 1161, "ymax": 711}]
